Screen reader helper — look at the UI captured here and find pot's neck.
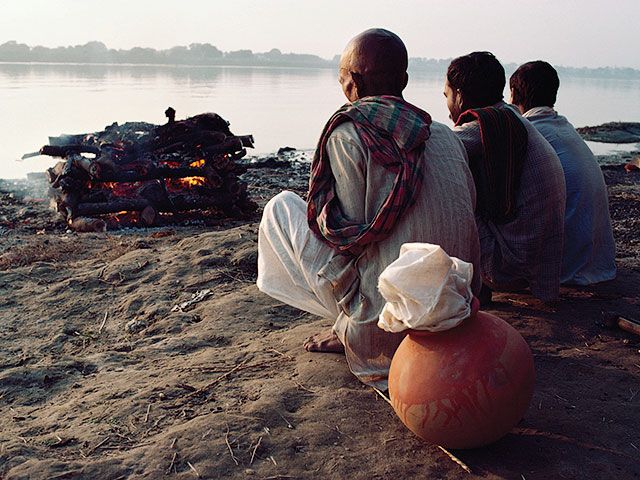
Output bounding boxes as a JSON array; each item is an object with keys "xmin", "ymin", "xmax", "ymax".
[{"xmin": 407, "ymin": 296, "xmax": 479, "ymax": 337}]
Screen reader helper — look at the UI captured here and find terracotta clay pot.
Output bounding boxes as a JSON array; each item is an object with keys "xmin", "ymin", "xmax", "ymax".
[{"xmin": 388, "ymin": 298, "xmax": 535, "ymax": 449}]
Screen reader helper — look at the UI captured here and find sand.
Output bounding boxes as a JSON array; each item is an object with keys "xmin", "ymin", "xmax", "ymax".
[{"xmin": 0, "ymin": 153, "xmax": 639, "ymax": 479}]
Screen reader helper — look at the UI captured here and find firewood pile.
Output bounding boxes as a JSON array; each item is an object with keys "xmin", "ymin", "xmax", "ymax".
[{"xmin": 42, "ymin": 111, "xmax": 257, "ymax": 231}]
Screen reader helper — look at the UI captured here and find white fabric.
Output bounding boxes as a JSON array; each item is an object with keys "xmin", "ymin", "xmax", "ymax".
[
  {"xmin": 257, "ymin": 120, "xmax": 481, "ymax": 390},
  {"xmin": 377, "ymin": 243, "xmax": 473, "ymax": 333},
  {"xmin": 257, "ymin": 191, "xmax": 341, "ymax": 321}
]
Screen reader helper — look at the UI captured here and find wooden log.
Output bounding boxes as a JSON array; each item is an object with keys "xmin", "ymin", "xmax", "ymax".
[
  {"xmin": 228, "ymin": 149, "xmax": 247, "ymax": 161},
  {"xmin": 617, "ymin": 316, "xmax": 640, "ymax": 336},
  {"xmin": 140, "ymin": 206, "xmax": 157, "ymax": 226},
  {"xmin": 91, "ymin": 153, "xmax": 116, "ymax": 173},
  {"xmin": 224, "ymin": 178, "xmax": 240, "ymax": 196},
  {"xmin": 203, "ymin": 138, "xmax": 243, "ymax": 156},
  {"xmin": 165, "ymin": 193, "xmax": 229, "ymax": 212},
  {"xmin": 68, "ymin": 216, "xmax": 107, "ymax": 233},
  {"xmin": 204, "ymin": 166, "xmax": 223, "ymax": 189},
  {"xmin": 40, "ymin": 144, "xmax": 101, "ymax": 157},
  {"xmin": 237, "ymin": 135, "xmax": 254, "ymax": 148},
  {"xmin": 77, "ymin": 199, "xmax": 151, "ymax": 216},
  {"xmin": 47, "ymin": 161, "xmax": 66, "ymax": 184},
  {"xmin": 55, "ymin": 190, "xmax": 79, "ymax": 219},
  {"xmin": 95, "ymin": 165, "xmax": 212, "ymax": 183},
  {"xmin": 80, "ymin": 190, "xmax": 110, "ymax": 204},
  {"xmin": 71, "ymin": 155, "xmax": 102, "ymax": 179},
  {"xmin": 51, "ymin": 157, "xmax": 74, "ymax": 188},
  {"xmin": 138, "ymin": 181, "xmax": 169, "ymax": 205},
  {"xmin": 75, "ymin": 193, "xmax": 236, "ymax": 216}
]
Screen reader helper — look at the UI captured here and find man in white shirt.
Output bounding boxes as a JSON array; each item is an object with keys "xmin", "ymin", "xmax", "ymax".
[
  {"xmin": 257, "ymin": 29, "xmax": 480, "ymax": 389},
  {"xmin": 510, "ymin": 61, "xmax": 616, "ymax": 285}
]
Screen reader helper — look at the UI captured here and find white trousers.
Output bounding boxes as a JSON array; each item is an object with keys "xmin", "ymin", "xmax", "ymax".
[{"xmin": 256, "ymin": 191, "xmax": 341, "ymax": 321}]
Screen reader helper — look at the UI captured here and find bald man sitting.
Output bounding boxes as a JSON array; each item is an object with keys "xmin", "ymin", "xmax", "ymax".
[{"xmin": 257, "ymin": 29, "xmax": 480, "ymax": 389}]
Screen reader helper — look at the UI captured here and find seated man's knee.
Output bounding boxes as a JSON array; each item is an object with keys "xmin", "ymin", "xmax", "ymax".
[{"xmin": 262, "ymin": 190, "xmax": 304, "ymax": 224}]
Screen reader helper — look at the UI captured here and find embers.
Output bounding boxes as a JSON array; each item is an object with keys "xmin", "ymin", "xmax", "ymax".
[{"xmin": 43, "ymin": 111, "xmax": 258, "ymax": 231}]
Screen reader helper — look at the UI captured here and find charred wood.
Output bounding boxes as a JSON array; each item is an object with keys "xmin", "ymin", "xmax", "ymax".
[
  {"xmin": 68, "ymin": 216, "xmax": 107, "ymax": 233},
  {"xmin": 76, "ymin": 199, "xmax": 151, "ymax": 216},
  {"xmin": 40, "ymin": 144, "xmax": 101, "ymax": 157}
]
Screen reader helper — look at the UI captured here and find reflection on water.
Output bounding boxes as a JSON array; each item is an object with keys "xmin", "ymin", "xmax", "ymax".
[
  {"xmin": 1, "ymin": 63, "xmax": 640, "ymax": 178},
  {"xmin": 585, "ymin": 141, "xmax": 640, "ymax": 156}
]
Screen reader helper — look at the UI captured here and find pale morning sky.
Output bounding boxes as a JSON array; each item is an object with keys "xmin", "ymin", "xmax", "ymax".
[{"xmin": 2, "ymin": 0, "xmax": 639, "ymax": 69}]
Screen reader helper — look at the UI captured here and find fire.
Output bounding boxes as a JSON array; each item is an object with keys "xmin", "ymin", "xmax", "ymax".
[
  {"xmin": 101, "ymin": 181, "xmax": 143, "ymax": 197},
  {"xmin": 180, "ymin": 176, "xmax": 207, "ymax": 187},
  {"xmin": 113, "ymin": 210, "xmax": 133, "ymax": 224},
  {"xmin": 190, "ymin": 159, "xmax": 205, "ymax": 168}
]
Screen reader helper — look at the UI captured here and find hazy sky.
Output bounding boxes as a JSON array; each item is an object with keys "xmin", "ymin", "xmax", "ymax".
[{"xmin": 2, "ymin": 0, "xmax": 639, "ymax": 69}]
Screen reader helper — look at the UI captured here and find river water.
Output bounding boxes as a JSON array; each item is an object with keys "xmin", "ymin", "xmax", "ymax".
[{"xmin": 1, "ymin": 63, "xmax": 639, "ymax": 178}]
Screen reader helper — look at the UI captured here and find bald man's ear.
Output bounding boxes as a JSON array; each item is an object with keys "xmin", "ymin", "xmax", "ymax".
[{"xmin": 351, "ymin": 71, "xmax": 365, "ymax": 99}]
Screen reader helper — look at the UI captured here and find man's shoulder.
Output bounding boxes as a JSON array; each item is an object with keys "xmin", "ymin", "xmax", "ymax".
[
  {"xmin": 328, "ymin": 120, "xmax": 357, "ymax": 138},
  {"xmin": 426, "ymin": 120, "xmax": 467, "ymax": 149},
  {"xmin": 327, "ymin": 121, "xmax": 362, "ymax": 146}
]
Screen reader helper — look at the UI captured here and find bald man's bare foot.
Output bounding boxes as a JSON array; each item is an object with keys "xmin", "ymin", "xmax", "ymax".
[{"xmin": 303, "ymin": 330, "xmax": 345, "ymax": 353}]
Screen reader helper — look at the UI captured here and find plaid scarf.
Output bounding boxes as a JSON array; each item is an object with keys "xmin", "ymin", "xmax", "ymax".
[
  {"xmin": 307, "ymin": 95, "xmax": 432, "ymax": 254},
  {"xmin": 456, "ymin": 106, "xmax": 528, "ymax": 224}
]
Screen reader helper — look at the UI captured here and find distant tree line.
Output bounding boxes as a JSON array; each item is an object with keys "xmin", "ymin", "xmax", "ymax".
[
  {"xmin": 1, "ymin": 41, "xmax": 639, "ymax": 79},
  {"xmin": 0, "ymin": 41, "xmax": 335, "ymax": 68}
]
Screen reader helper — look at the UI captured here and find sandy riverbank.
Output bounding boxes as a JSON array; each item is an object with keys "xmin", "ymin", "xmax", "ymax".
[{"xmin": 0, "ymin": 152, "xmax": 639, "ymax": 479}]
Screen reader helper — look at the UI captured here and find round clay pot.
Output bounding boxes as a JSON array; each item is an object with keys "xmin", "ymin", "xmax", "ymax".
[{"xmin": 388, "ymin": 298, "xmax": 535, "ymax": 449}]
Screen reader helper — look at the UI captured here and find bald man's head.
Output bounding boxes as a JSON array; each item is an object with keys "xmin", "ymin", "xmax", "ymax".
[{"xmin": 338, "ymin": 28, "xmax": 408, "ymax": 101}]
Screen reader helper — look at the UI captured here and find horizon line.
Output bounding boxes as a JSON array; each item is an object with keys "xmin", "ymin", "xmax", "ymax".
[{"xmin": 1, "ymin": 40, "xmax": 640, "ymax": 73}]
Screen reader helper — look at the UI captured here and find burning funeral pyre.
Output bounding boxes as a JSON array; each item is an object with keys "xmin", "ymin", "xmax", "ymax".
[{"xmin": 41, "ymin": 110, "xmax": 257, "ymax": 231}]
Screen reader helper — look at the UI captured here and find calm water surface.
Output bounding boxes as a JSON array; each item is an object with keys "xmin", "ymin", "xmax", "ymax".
[{"xmin": 1, "ymin": 63, "xmax": 639, "ymax": 178}]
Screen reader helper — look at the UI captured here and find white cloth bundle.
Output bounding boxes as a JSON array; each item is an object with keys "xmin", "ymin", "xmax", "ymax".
[{"xmin": 377, "ymin": 243, "xmax": 474, "ymax": 333}]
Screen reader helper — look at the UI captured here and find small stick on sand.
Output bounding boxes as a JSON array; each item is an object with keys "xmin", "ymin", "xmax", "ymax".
[
  {"xmin": 277, "ymin": 411, "xmax": 294, "ymax": 429},
  {"xmin": 437, "ymin": 446, "xmax": 472, "ymax": 474},
  {"xmin": 98, "ymin": 311, "xmax": 108, "ymax": 334},
  {"xmin": 170, "ymin": 437, "xmax": 177, "ymax": 448},
  {"xmin": 372, "ymin": 387, "xmax": 392, "ymax": 406},
  {"xmin": 293, "ymin": 380, "xmax": 317, "ymax": 394},
  {"xmin": 187, "ymin": 461, "xmax": 200, "ymax": 477},
  {"xmin": 269, "ymin": 455, "xmax": 278, "ymax": 466},
  {"xmin": 201, "ymin": 429, "xmax": 212, "ymax": 440},
  {"xmin": 189, "ymin": 359, "xmax": 251, "ymax": 398},
  {"xmin": 225, "ymin": 425, "xmax": 239, "ymax": 465},
  {"xmin": 144, "ymin": 404, "xmax": 151, "ymax": 423},
  {"xmin": 86, "ymin": 436, "xmax": 110, "ymax": 456},
  {"xmin": 250, "ymin": 436, "xmax": 263, "ymax": 465},
  {"xmin": 268, "ymin": 348, "xmax": 294, "ymax": 361},
  {"xmin": 372, "ymin": 388, "xmax": 472, "ymax": 474},
  {"xmin": 166, "ymin": 452, "xmax": 177, "ymax": 475}
]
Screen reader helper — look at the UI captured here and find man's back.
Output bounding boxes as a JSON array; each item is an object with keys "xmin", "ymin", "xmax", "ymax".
[
  {"xmin": 524, "ymin": 107, "xmax": 616, "ymax": 284},
  {"xmin": 326, "ymin": 119, "xmax": 480, "ymax": 387},
  {"xmin": 454, "ymin": 102, "xmax": 566, "ymax": 301}
]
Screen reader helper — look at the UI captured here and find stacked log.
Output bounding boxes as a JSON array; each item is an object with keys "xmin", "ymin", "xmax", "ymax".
[{"xmin": 44, "ymin": 111, "xmax": 257, "ymax": 231}]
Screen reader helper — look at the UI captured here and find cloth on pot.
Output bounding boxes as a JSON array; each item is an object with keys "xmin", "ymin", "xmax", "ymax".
[{"xmin": 377, "ymin": 243, "xmax": 474, "ymax": 333}]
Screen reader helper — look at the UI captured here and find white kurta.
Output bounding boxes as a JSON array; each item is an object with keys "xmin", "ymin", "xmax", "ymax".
[
  {"xmin": 523, "ymin": 106, "xmax": 616, "ymax": 285},
  {"xmin": 258, "ymin": 120, "xmax": 481, "ymax": 389}
]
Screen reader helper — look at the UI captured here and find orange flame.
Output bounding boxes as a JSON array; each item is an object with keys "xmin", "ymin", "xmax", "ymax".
[{"xmin": 180, "ymin": 176, "xmax": 207, "ymax": 187}]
